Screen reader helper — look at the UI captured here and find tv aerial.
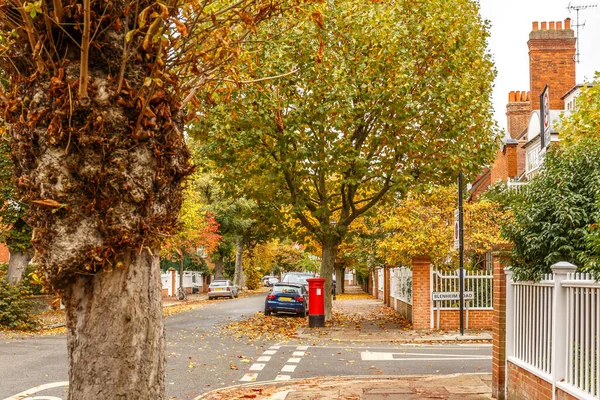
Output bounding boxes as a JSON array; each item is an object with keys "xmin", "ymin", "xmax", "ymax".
[{"xmin": 567, "ymin": 2, "xmax": 598, "ymax": 63}]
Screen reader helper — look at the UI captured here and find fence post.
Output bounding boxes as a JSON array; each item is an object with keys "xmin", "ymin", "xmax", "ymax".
[
  {"xmin": 491, "ymin": 246, "xmax": 511, "ymax": 400},
  {"xmin": 411, "ymin": 256, "xmax": 432, "ymax": 330},
  {"xmin": 550, "ymin": 262, "xmax": 576, "ymax": 400}
]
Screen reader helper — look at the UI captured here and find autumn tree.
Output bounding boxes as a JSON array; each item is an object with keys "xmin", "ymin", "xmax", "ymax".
[
  {"xmin": 194, "ymin": 0, "xmax": 498, "ymax": 320},
  {"xmin": 0, "ymin": 0, "xmax": 283, "ymax": 397},
  {"xmin": 161, "ymin": 175, "xmax": 221, "ymax": 299},
  {"xmin": 376, "ymin": 185, "xmax": 509, "ymax": 268}
]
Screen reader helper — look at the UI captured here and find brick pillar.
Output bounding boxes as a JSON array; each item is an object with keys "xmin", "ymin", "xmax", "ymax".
[
  {"xmin": 492, "ymin": 245, "xmax": 511, "ymax": 400},
  {"xmin": 384, "ymin": 268, "xmax": 391, "ymax": 306},
  {"xmin": 412, "ymin": 256, "xmax": 431, "ymax": 330}
]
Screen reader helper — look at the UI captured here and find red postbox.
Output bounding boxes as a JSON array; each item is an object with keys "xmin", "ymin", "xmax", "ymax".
[{"xmin": 307, "ymin": 278, "xmax": 326, "ymax": 327}]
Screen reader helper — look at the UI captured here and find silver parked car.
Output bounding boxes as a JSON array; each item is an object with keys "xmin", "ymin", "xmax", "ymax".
[{"xmin": 208, "ymin": 280, "xmax": 239, "ymax": 299}]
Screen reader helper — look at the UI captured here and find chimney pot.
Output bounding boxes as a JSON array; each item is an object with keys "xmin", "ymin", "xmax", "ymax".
[
  {"xmin": 565, "ymin": 18, "xmax": 571, "ymax": 30},
  {"xmin": 541, "ymin": 21, "xmax": 547, "ymax": 30},
  {"xmin": 557, "ymin": 21, "xmax": 563, "ymax": 30},
  {"xmin": 508, "ymin": 91, "xmax": 514, "ymax": 102},
  {"xmin": 532, "ymin": 21, "xmax": 539, "ymax": 31},
  {"xmin": 549, "ymin": 21, "xmax": 555, "ymax": 30},
  {"xmin": 521, "ymin": 91, "xmax": 527, "ymax": 101}
]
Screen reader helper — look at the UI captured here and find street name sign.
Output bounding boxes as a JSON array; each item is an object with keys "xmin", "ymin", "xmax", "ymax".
[{"xmin": 432, "ymin": 291, "xmax": 474, "ymax": 301}]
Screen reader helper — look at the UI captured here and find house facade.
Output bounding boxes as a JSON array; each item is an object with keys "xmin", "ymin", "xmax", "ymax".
[{"xmin": 470, "ymin": 18, "xmax": 581, "ymax": 200}]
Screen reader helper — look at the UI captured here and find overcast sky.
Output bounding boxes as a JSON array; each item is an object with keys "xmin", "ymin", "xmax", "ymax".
[{"xmin": 478, "ymin": 0, "xmax": 600, "ymax": 131}]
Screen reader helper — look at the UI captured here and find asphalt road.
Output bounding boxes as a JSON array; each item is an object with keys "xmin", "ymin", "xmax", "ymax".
[{"xmin": 0, "ymin": 294, "xmax": 492, "ymax": 400}]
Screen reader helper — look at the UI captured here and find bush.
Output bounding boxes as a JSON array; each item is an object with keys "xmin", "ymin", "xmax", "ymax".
[
  {"xmin": 0, "ymin": 279, "xmax": 38, "ymax": 330},
  {"xmin": 502, "ymin": 138, "xmax": 600, "ymax": 281},
  {"xmin": 245, "ymin": 264, "xmax": 262, "ymax": 290}
]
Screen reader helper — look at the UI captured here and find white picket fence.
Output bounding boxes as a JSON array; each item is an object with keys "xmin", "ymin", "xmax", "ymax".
[
  {"xmin": 432, "ymin": 268, "xmax": 493, "ymax": 310},
  {"xmin": 390, "ymin": 267, "xmax": 413, "ymax": 304},
  {"xmin": 507, "ymin": 262, "xmax": 600, "ymax": 399}
]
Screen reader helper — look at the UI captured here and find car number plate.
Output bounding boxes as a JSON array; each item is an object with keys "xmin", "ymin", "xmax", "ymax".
[
  {"xmin": 216, "ymin": 288, "xmax": 223, "ymax": 291},
  {"xmin": 279, "ymin": 297, "xmax": 292, "ymax": 301}
]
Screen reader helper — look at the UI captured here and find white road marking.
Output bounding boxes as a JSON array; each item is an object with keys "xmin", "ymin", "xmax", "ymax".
[
  {"xmin": 281, "ymin": 365, "xmax": 297, "ymax": 373},
  {"xmin": 287, "ymin": 357, "xmax": 301, "ymax": 363},
  {"xmin": 239, "ymin": 373, "xmax": 258, "ymax": 382},
  {"xmin": 361, "ymin": 351, "xmax": 492, "ymax": 361},
  {"xmin": 4, "ymin": 382, "xmax": 69, "ymax": 400},
  {"xmin": 269, "ymin": 345, "xmax": 281, "ymax": 350},
  {"xmin": 257, "ymin": 356, "xmax": 271, "ymax": 362},
  {"xmin": 249, "ymin": 363, "xmax": 266, "ymax": 371},
  {"xmin": 28, "ymin": 397, "xmax": 63, "ymax": 400},
  {"xmin": 263, "ymin": 350, "xmax": 277, "ymax": 355},
  {"xmin": 296, "ymin": 346, "xmax": 308, "ymax": 350},
  {"xmin": 274, "ymin": 375, "xmax": 291, "ymax": 381},
  {"xmin": 292, "ymin": 351, "xmax": 305, "ymax": 357}
]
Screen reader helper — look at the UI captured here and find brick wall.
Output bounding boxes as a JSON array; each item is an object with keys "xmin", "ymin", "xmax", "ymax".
[
  {"xmin": 492, "ymin": 245, "xmax": 510, "ymax": 400},
  {"xmin": 528, "ymin": 19, "xmax": 576, "ymax": 110},
  {"xmin": 469, "ymin": 171, "xmax": 491, "ymax": 201},
  {"xmin": 507, "ymin": 361, "xmax": 553, "ymax": 400},
  {"xmin": 411, "ymin": 256, "xmax": 431, "ymax": 330},
  {"xmin": 506, "ymin": 92, "xmax": 531, "ymax": 140},
  {"xmin": 432, "ymin": 309, "xmax": 492, "ymax": 330}
]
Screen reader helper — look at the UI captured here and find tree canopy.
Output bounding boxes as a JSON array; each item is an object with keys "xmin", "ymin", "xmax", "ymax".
[{"xmin": 193, "ymin": 0, "xmax": 498, "ymax": 318}]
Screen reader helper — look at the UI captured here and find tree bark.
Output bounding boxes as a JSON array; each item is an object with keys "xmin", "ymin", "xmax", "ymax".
[
  {"xmin": 335, "ymin": 264, "xmax": 345, "ymax": 294},
  {"xmin": 5, "ymin": 249, "xmax": 32, "ymax": 284},
  {"xmin": 233, "ymin": 235, "xmax": 244, "ymax": 289},
  {"xmin": 214, "ymin": 258, "xmax": 224, "ymax": 280},
  {"xmin": 62, "ymin": 249, "xmax": 165, "ymax": 400},
  {"xmin": 320, "ymin": 240, "xmax": 338, "ymax": 321}
]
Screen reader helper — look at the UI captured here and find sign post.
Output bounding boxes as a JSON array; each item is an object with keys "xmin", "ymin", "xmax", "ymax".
[{"xmin": 458, "ymin": 172, "xmax": 464, "ymax": 336}]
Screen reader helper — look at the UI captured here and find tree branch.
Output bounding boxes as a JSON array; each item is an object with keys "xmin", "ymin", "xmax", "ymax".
[{"xmin": 78, "ymin": 0, "xmax": 91, "ymax": 100}]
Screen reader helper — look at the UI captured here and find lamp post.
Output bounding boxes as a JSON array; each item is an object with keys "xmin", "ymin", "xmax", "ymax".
[{"xmin": 458, "ymin": 172, "xmax": 464, "ymax": 336}]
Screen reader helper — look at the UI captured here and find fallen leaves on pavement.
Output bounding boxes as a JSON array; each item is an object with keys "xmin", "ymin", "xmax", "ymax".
[{"xmin": 222, "ymin": 312, "xmax": 306, "ymax": 343}]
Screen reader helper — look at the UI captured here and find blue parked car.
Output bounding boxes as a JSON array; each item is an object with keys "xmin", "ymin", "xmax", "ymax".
[{"xmin": 264, "ymin": 283, "xmax": 308, "ymax": 317}]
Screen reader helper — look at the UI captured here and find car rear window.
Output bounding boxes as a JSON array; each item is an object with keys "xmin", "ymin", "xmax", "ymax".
[
  {"xmin": 211, "ymin": 281, "xmax": 227, "ymax": 286},
  {"xmin": 272, "ymin": 285, "xmax": 301, "ymax": 294}
]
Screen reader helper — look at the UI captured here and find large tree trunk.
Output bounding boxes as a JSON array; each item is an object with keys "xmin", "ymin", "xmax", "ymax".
[
  {"xmin": 320, "ymin": 240, "xmax": 338, "ymax": 321},
  {"xmin": 5, "ymin": 249, "xmax": 32, "ymax": 284},
  {"xmin": 233, "ymin": 235, "xmax": 244, "ymax": 288},
  {"xmin": 335, "ymin": 264, "xmax": 345, "ymax": 294},
  {"xmin": 214, "ymin": 258, "xmax": 225, "ymax": 280},
  {"xmin": 62, "ymin": 249, "xmax": 165, "ymax": 399}
]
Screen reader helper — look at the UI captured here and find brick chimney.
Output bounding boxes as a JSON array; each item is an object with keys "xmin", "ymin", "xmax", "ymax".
[
  {"xmin": 528, "ymin": 18, "xmax": 576, "ymax": 110},
  {"xmin": 506, "ymin": 91, "xmax": 531, "ymax": 139}
]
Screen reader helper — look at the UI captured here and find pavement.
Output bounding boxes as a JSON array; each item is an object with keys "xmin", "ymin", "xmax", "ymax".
[{"xmin": 198, "ymin": 285, "xmax": 493, "ymax": 399}]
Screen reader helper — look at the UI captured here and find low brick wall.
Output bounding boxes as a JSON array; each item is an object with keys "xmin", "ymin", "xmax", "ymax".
[
  {"xmin": 507, "ymin": 361, "xmax": 552, "ymax": 400},
  {"xmin": 507, "ymin": 361, "xmax": 579, "ymax": 400},
  {"xmin": 433, "ymin": 309, "xmax": 493, "ymax": 330}
]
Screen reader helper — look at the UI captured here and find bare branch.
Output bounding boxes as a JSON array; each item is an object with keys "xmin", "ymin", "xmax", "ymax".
[{"xmin": 78, "ymin": 0, "xmax": 91, "ymax": 100}]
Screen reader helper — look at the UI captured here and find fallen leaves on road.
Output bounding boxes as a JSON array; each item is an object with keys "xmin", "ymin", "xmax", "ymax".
[{"xmin": 222, "ymin": 312, "xmax": 305, "ymax": 343}]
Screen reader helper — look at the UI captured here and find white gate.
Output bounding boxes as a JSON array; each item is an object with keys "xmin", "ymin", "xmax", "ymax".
[{"xmin": 432, "ymin": 268, "xmax": 493, "ymax": 310}]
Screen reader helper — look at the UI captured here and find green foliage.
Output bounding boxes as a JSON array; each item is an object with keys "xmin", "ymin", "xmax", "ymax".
[
  {"xmin": 0, "ymin": 136, "xmax": 32, "ymax": 253},
  {"xmin": 294, "ymin": 253, "xmax": 320, "ymax": 273},
  {"xmin": 0, "ymin": 279, "xmax": 38, "ymax": 331},
  {"xmin": 193, "ymin": 0, "xmax": 498, "ymax": 248},
  {"xmin": 559, "ymin": 73, "xmax": 600, "ymax": 146},
  {"xmin": 244, "ymin": 263, "xmax": 262, "ymax": 290},
  {"xmin": 503, "ymin": 138, "xmax": 600, "ymax": 281},
  {"xmin": 160, "ymin": 253, "xmax": 209, "ymax": 274}
]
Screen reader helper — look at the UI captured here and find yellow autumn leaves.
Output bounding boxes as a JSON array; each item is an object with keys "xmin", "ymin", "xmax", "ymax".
[{"xmin": 361, "ymin": 185, "xmax": 510, "ymax": 267}]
